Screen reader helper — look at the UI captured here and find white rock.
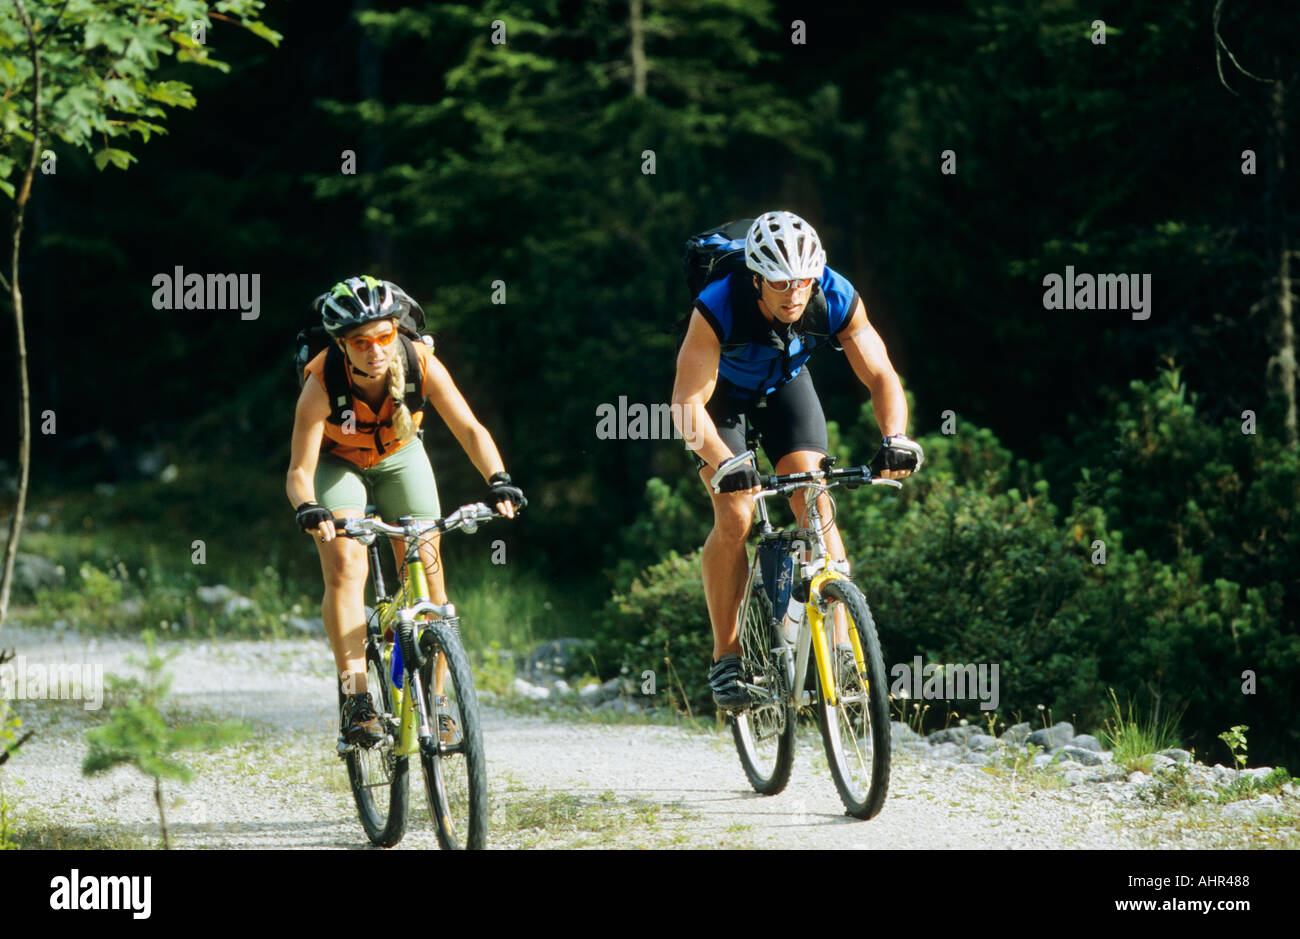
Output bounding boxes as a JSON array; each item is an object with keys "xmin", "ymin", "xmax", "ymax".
[
  {"xmin": 223, "ymin": 596, "xmax": 255, "ymax": 615},
  {"xmin": 510, "ymin": 677, "xmax": 549, "ymax": 701},
  {"xmin": 196, "ymin": 585, "xmax": 237, "ymax": 606}
]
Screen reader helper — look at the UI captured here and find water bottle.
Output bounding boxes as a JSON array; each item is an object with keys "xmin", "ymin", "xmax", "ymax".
[{"xmin": 781, "ymin": 595, "xmax": 802, "ymax": 644}]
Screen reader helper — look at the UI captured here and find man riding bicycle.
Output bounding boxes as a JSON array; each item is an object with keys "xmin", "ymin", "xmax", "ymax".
[
  {"xmin": 671, "ymin": 211, "xmax": 923, "ymax": 710},
  {"xmin": 286, "ymin": 276, "xmax": 525, "ymax": 748}
]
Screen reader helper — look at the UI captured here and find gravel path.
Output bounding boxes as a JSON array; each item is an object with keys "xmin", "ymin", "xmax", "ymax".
[{"xmin": 0, "ymin": 627, "xmax": 1271, "ymax": 849}]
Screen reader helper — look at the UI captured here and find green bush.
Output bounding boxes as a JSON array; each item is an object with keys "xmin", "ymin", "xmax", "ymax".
[
  {"xmin": 848, "ymin": 468, "xmax": 1105, "ymax": 730},
  {"xmin": 603, "ymin": 476, "xmax": 712, "ymax": 592},
  {"xmin": 593, "ymin": 551, "xmax": 714, "ymax": 716},
  {"xmin": 1056, "ymin": 365, "xmax": 1300, "ymax": 765}
]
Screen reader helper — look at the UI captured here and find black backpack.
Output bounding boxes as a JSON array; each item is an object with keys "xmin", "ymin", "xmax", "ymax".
[
  {"xmin": 679, "ymin": 218, "xmax": 832, "ymax": 343},
  {"xmin": 294, "ymin": 309, "xmax": 430, "ymax": 428},
  {"xmin": 682, "ymin": 218, "xmax": 755, "ymax": 300}
]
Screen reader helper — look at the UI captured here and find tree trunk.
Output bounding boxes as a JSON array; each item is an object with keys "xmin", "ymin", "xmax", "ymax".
[
  {"xmin": 154, "ymin": 776, "xmax": 172, "ymax": 850},
  {"xmin": 0, "ymin": 1, "xmax": 42, "ymax": 631},
  {"xmin": 1269, "ymin": 66, "xmax": 1296, "ymax": 448},
  {"xmin": 355, "ymin": 0, "xmax": 390, "ymax": 268},
  {"xmin": 630, "ymin": 0, "xmax": 647, "ymax": 98}
]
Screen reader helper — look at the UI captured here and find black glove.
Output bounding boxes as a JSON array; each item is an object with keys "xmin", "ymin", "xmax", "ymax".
[
  {"xmin": 715, "ymin": 465, "xmax": 762, "ymax": 493},
  {"xmin": 488, "ymin": 471, "xmax": 527, "ymax": 511},
  {"xmin": 868, "ymin": 435, "xmax": 925, "ymax": 475},
  {"xmin": 295, "ymin": 501, "xmax": 333, "ymax": 532}
]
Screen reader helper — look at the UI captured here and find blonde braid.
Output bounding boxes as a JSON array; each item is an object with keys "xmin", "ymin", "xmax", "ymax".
[{"xmin": 387, "ymin": 350, "xmax": 414, "ymax": 441}]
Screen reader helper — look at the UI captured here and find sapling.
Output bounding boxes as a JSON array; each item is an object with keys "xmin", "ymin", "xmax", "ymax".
[{"xmin": 82, "ymin": 631, "xmax": 249, "ymax": 849}]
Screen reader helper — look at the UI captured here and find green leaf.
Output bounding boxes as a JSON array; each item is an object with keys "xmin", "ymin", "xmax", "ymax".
[
  {"xmin": 93, "ymin": 148, "xmax": 136, "ymax": 171},
  {"xmin": 102, "ymin": 77, "xmax": 142, "ymax": 110},
  {"xmin": 123, "ymin": 119, "xmax": 167, "ymax": 143},
  {"xmin": 124, "ymin": 23, "xmax": 172, "ymax": 70},
  {"xmin": 241, "ymin": 20, "xmax": 283, "ymax": 47},
  {"xmin": 144, "ymin": 80, "xmax": 196, "ymax": 109},
  {"xmin": 84, "ymin": 19, "xmax": 133, "ymax": 55}
]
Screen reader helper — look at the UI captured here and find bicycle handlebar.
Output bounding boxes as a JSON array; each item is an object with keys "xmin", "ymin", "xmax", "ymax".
[
  {"xmin": 330, "ymin": 502, "xmax": 504, "ymax": 542},
  {"xmin": 710, "ymin": 450, "xmax": 903, "ymax": 496}
]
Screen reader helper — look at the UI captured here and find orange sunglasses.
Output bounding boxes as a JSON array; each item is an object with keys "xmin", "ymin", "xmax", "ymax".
[{"xmin": 342, "ymin": 325, "xmax": 398, "ymax": 352}]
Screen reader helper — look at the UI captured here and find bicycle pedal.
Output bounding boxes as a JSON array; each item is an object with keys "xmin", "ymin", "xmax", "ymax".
[{"xmin": 336, "ymin": 736, "xmax": 355, "ymax": 757}]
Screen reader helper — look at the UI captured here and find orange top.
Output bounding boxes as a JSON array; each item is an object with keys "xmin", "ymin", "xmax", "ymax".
[{"xmin": 304, "ymin": 340, "xmax": 430, "ymax": 469}]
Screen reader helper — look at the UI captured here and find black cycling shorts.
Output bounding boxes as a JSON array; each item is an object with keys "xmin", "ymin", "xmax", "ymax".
[{"xmin": 691, "ymin": 367, "xmax": 829, "ymax": 471}]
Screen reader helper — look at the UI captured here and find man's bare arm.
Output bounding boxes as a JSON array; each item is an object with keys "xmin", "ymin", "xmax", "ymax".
[
  {"xmin": 671, "ymin": 309, "xmax": 734, "ymax": 471},
  {"xmin": 837, "ymin": 296, "xmax": 908, "ymax": 438}
]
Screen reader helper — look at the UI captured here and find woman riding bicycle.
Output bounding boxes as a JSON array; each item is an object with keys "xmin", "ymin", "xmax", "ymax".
[{"xmin": 286, "ymin": 275, "xmax": 525, "ymax": 747}]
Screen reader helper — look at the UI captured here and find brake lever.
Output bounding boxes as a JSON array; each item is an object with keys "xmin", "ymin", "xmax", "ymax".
[{"xmin": 711, "ymin": 450, "xmax": 757, "ymax": 493}]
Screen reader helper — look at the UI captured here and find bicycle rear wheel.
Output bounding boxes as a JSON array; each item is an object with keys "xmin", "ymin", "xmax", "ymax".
[
  {"xmin": 416, "ymin": 622, "xmax": 488, "ymax": 850},
  {"xmin": 815, "ymin": 579, "xmax": 891, "ymax": 819},
  {"xmin": 343, "ymin": 635, "xmax": 410, "ymax": 846},
  {"xmin": 730, "ymin": 582, "xmax": 796, "ymax": 795}
]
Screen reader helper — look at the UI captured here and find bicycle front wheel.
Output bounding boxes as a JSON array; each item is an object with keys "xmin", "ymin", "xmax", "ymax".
[
  {"xmin": 815, "ymin": 579, "xmax": 891, "ymax": 819},
  {"xmin": 730, "ymin": 583, "xmax": 796, "ymax": 795},
  {"xmin": 343, "ymin": 637, "xmax": 410, "ymax": 847},
  {"xmin": 416, "ymin": 622, "xmax": 488, "ymax": 850}
]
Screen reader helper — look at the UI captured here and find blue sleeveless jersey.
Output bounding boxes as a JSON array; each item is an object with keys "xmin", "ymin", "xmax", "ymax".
[{"xmin": 694, "ymin": 265, "xmax": 859, "ymax": 395}]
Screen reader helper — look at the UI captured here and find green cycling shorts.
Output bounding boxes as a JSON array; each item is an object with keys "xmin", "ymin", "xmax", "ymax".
[{"xmin": 314, "ymin": 441, "xmax": 442, "ymax": 521}]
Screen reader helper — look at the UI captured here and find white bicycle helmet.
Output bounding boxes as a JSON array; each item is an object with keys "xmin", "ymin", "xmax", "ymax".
[{"xmin": 744, "ymin": 211, "xmax": 826, "ymax": 282}]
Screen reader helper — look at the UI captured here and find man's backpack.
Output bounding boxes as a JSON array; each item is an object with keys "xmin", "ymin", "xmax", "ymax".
[
  {"xmin": 294, "ymin": 307, "xmax": 431, "ymax": 426},
  {"xmin": 679, "ymin": 218, "xmax": 832, "ymax": 341},
  {"xmin": 682, "ymin": 218, "xmax": 755, "ymax": 300}
]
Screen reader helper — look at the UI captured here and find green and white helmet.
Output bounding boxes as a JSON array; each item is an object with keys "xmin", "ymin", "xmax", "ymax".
[
  {"xmin": 313, "ymin": 275, "xmax": 424, "ymax": 337},
  {"xmin": 744, "ymin": 211, "xmax": 826, "ymax": 282}
]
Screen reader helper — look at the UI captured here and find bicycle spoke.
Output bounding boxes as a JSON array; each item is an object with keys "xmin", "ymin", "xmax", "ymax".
[
  {"xmin": 343, "ymin": 639, "xmax": 409, "ymax": 846},
  {"xmin": 730, "ymin": 578, "xmax": 796, "ymax": 795}
]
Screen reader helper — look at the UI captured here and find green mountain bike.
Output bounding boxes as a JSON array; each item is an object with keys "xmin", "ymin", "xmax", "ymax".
[{"xmin": 333, "ymin": 503, "xmax": 501, "ymax": 849}]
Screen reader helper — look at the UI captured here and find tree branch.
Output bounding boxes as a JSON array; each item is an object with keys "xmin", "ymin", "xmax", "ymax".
[
  {"xmin": 0, "ymin": 730, "xmax": 36, "ymax": 767},
  {"xmin": 35, "ymin": 0, "xmax": 73, "ymax": 51},
  {"xmin": 1213, "ymin": 0, "xmax": 1274, "ymax": 96}
]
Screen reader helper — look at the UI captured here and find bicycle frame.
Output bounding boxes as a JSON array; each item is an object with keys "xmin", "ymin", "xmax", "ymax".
[
  {"xmin": 728, "ymin": 450, "xmax": 897, "ymax": 713},
  {"xmin": 754, "ymin": 502, "xmax": 856, "ymax": 713},
  {"xmin": 358, "ymin": 517, "xmax": 458, "ymax": 760}
]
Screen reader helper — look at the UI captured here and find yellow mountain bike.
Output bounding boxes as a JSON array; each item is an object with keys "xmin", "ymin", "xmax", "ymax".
[
  {"xmin": 712, "ymin": 451, "xmax": 900, "ymax": 819},
  {"xmin": 333, "ymin": 503, "xmax": 501, "ymax": 849}
]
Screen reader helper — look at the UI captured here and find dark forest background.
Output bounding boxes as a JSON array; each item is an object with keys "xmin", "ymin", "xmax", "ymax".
[{"xmin": 3, "ymin": 0, "xmax": 1298, "ymax": 767}]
